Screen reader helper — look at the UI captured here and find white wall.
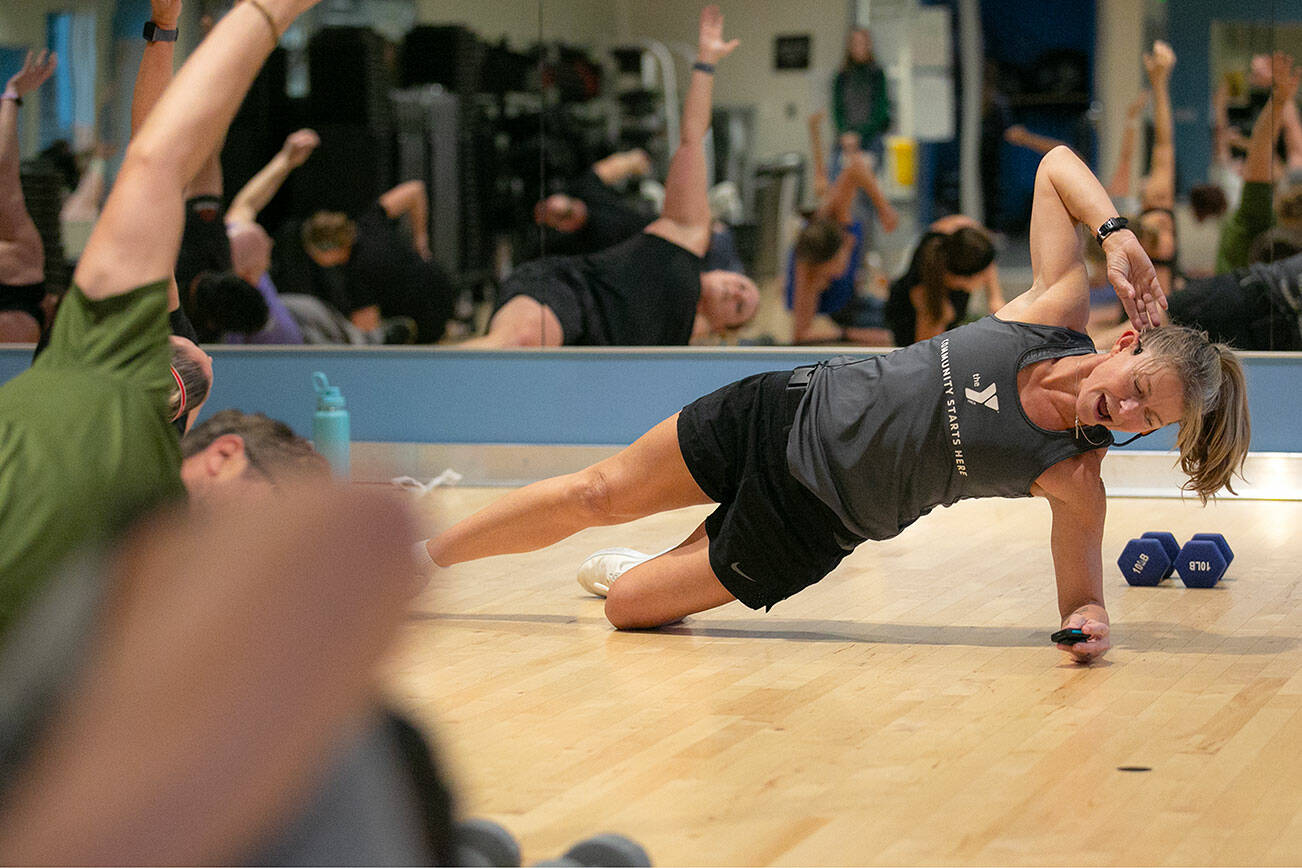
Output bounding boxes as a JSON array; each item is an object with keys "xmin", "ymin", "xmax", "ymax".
[{"xmin": 613, "ymin": 0, "xmax": 850, "ymax": 167}]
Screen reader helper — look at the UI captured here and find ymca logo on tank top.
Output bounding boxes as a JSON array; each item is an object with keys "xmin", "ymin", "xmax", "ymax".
[{"xmin": 787, "ymin": 316, "xmax": 1109, "ymax": 541}]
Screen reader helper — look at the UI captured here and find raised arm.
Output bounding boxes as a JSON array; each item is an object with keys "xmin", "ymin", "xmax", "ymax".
[
  {"xmin": 1105, "ymin": 90, "xmax": 1148, "ymax": 199},
  {"xmin": 377, "ymin": 178, "xmax": 430, "ymax": 261},
  {"xmin": 998, "ymin": 146, "xmax": 1161, "ymax": 332},
  {"xmin": 226, "ymin": 128, "xmax": 319, "ymax": 225},
  {"xmin": 808, "ymin": 110, "xmax": 829, "ymax": 201},
  {"xmin": 0, "ymin": 51, "xmax": 57, "ymax": 280},
  {"xmin": 1139, "ymin": 42, "xmax": 1175, "ymax": 210},
  {"xmin": 1282, "ymin": 93, "xmax": 1302, "ymax": 173},
  {"xmin": 74, "ymin": 0, "xmax": 317, "ymax": 302},
  {"xmin": 1214, "ymin": 54, "xmax": 1299, "ymax": 272},
  {"xmin": 1242, "ymin": 53, "xmax": 1298, "ymax": 185},
  {"xmin": 126, "ymin": 0, "xmax": 188, "ymax": 311},
  {"xmin": 644, "ymin": 5, "xmax": 738, "ymax": 257},
  {"xmin": 591, "ymin": 148, "xmax": 652, "ymax": 187},
  {"xmin": 1211, "ymin": 82, "xmax": 1234, "ymax": 171},
  {"xmin": 1003, "ymin": 124, "xmax": 1070, "ymax": 156}
]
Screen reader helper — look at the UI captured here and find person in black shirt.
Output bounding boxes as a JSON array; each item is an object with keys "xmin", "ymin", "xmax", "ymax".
[
  {"xmin": 421, "ymin": 147, "xmax": 1251, "ymax": 667},
  {"xmin": 883, "ymin": 215, "xmax": 1004, "ymax": 347},
  {"xmin": 273, "ymin": 180, "xmax": 455, "ymax": 343},
  {"xmin": 464, "ymin": 6, "xmax": 758, "ymax": 348},
  {"xmin": 528, "ymin": 149, "xmax": 655, "ymax": 259}
]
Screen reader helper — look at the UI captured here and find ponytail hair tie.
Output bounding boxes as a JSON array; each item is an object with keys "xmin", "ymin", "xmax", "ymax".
[{"xmin": 170, "ymin": 364, "xmax": 187, "ymax": 422}]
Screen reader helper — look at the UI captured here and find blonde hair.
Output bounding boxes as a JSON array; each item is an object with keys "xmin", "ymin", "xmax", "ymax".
[
  {"xmin": 1138, "ymin": 325, "xmax": 1251, "ymax": 503},
  {"xmin": 302, "ymin": 211, "xmax": 357, "ymax": 252}
]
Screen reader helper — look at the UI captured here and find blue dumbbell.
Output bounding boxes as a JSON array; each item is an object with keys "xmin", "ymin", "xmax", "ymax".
[
  {"xmin": 1175, "ymin": 539, "xmax": 1229, "ymax": 588},
  {"xmin": 1118, "ymin": 538, "xmax": 1172, "ymax": 586},
  {"xmin": 1190, "ymin": 532, "xmax": 1233, "ymax": 567},
  {"xmin": 1140, "ymin": 531, "xmax": 1180, "ymax": 579}
]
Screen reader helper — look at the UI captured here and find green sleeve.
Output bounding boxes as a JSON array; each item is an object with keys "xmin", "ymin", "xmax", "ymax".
[
  {"xmin": 1215, "ymin": 181, "xmax": 1275, "ymax": 273},
  {"xmin": 36, "ymin": 280, "xmax": 175, "ymax": 410}
]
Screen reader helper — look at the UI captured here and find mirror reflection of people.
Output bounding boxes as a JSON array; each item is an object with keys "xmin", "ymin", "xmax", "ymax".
[
  {"xmin": 273, "ymin": 179, "xmax": 455, "ymax": 343},
  {"xmin": 465, "ymin": 5, "xmax": 758, "ymax": 348},
  {"xmin": 883, "ymin": 214, "xmax": 1004, "ymax": 346},
  {"xmin": 788, "ymin": 123, "xmax": 899, "ymax": 345},
  {"xmin": 1107, "ymin": 42, "xmax": 1179, "ymax": 294},
  {"xmin": 528, "ymin": 149, "xmax": 655, "ymax": 258},
  {"xmin": 422, "ymin": 147, "xmax": 1250, "ymax": 667},
  {"xmin": 1216, "ymin": 52, "xmax": 1302, "ymax": 275}
]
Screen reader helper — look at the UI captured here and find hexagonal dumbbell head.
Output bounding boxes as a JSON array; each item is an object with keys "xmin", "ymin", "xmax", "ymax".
[
  {"xmin": 1190, "ymin": 533, "xmax": 1233, "ymax": 567},
  {"xmin": 563, "ymin": 834, "xmax": 652, "ymax": 867},
  {"xmin": 1140, "ymin": 531, "xmax": 1180, "ymax": 578},
  {"xmin": 1175, "ymin": 539, "xmax": 1228, "ymax": 588},
  {"xmin": 456, "ymin": 818, "xmax": 522, "ymax": 867},
  {"xmin": 1118, "ymin": 538, "xmax": 1172, "ymax": 586}
]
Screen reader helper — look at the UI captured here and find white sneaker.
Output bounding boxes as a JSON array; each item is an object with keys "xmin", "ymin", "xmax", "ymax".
[{"xmin": 576, "ymin": 547, "xmax": 652, "ymax": 597}]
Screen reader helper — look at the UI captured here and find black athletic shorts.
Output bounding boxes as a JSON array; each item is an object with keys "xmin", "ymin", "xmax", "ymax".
[
  {"xmin": 0, "ymin": 280, "xmax": 45, "ymax": 324},
  {"xmin": 677, "ymin": 369, "xmax": 865, "ymax": 611},
  {"xmin": 496, "ymin": 257, "xmax": 588, "ymax": 344}
]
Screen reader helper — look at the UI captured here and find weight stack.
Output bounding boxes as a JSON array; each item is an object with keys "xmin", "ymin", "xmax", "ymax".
[
  {"xmin": 390, "ymin": 87, "xmax": 460, "ymax": 273},
  {"xmin": 309, "ymin": 27, "xmax": 397, "ymax": 129},
  {"xmin": 400, "ymin": 25, "xmax": 485, "ymax": 94}
]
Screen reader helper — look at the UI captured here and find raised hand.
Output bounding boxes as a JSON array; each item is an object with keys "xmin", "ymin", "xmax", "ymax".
[
  {"xmin": 149, "ymin": 0, "xmax": 182, "ymax": 28},
  {"xmin": 5, "ymin": 50, "xmax": 58, "ymax": 98},
  {"xmin": 697, "ymin": 5, "xmax": 739, "ymax": 65},
  {"xmin": 1142, "ymin": 40, "xmax": 1175, "ymax": 85},
  {"xmin": 1103, "ymin": 228, "xmax": 1166, "ymax": 330},
  {"xmin": 281, "ymin": 128, "xmax": 320, "ymax": 168}
]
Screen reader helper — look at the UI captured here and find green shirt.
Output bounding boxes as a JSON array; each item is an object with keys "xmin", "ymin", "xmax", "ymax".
[
  {"xmin": 0, "ymin": 280, "xmax": 185, "ymax": 640},
  {"xmin": 1215, "ymin": 180, "xmax": 1274, "ymax": 274}
]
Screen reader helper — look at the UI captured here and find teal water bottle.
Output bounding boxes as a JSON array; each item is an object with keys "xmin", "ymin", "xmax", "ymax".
[{"xmin": 312, "ymin": 372, "xmax": 350, "ymax": 479}]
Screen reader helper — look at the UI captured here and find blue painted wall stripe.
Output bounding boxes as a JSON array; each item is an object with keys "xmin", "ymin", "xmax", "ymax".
[{"xmin": 1, "ymin": 346, "xmax": 1298, "ymax": 452}]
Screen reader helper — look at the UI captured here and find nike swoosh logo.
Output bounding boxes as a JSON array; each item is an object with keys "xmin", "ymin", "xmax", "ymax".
[{"xmin": 730, "ymin": 561, "xmax": 758, "ymax": 582}]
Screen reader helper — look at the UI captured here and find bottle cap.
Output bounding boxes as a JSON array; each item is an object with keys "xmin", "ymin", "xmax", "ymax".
[{"xmin": 313, "ymin": 371, "xmax": 346, "ymax": 410}]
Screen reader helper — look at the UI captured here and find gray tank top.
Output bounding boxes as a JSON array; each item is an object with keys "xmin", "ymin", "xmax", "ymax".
[{"xmin": 786, "ymin": 316, "xmax": 1111, "ymax": 541}]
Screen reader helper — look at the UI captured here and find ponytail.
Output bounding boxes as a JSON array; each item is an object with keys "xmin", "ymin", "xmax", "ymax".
[
  {"xmin": 916, "ymin": 236, "xmax": 949, "ymax": 325},
  {"xmin": 1141, "ymin": 326, "xmax": 1251, "ymax": 503}
]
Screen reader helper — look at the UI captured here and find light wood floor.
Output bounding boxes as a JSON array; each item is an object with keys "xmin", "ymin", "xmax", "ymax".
[{"xmin": 387, "ymin": 488, "xmax": 1302, "ymax": 866}]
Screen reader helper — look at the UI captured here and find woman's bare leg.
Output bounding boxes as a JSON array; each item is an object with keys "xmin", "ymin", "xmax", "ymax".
[
  {"xmin": 429, "ymin": 413, "xmax": 712, "ymax": 565},
  {"xmin": 603, "ymin": 521, "xmax": 736, "ymax": 629}
]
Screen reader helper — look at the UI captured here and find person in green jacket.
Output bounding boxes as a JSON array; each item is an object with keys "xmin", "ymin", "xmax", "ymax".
[{"xmin": 832, "ymin": 27, "xmax": 891, "ymax": 169}]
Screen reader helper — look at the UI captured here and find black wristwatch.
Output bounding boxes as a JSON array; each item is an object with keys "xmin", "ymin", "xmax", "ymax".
[
  {"xmin": 1095, "ymin": 216, "xmax": 1130, "ymax": 247},
  {"xmin": 143, "ymin": 20, "xmax": 179, "ymax": 42}
]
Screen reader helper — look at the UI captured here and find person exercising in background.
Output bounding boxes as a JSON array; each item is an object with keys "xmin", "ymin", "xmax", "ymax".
[
  {"xmin": 883, "ymin": 214, "xmax": 1004, "ymax": 346},
  {"xmin": 528, "ymin": 148, "xmax": 655, "ymax": 258},
  {"xmin": 464, "ymin": 6, "xmax": 759, "ymax": 348},
  {"xmin": 0, "ymin": 50, "xmax": 58, "ymax": 342},
  {"xmin": 787, "ymin": 114, "xmax": 899, "ymax": 345},
  {"xmin": 273, "ymin": 179, "xmax": 455, "ymax": 343}
]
